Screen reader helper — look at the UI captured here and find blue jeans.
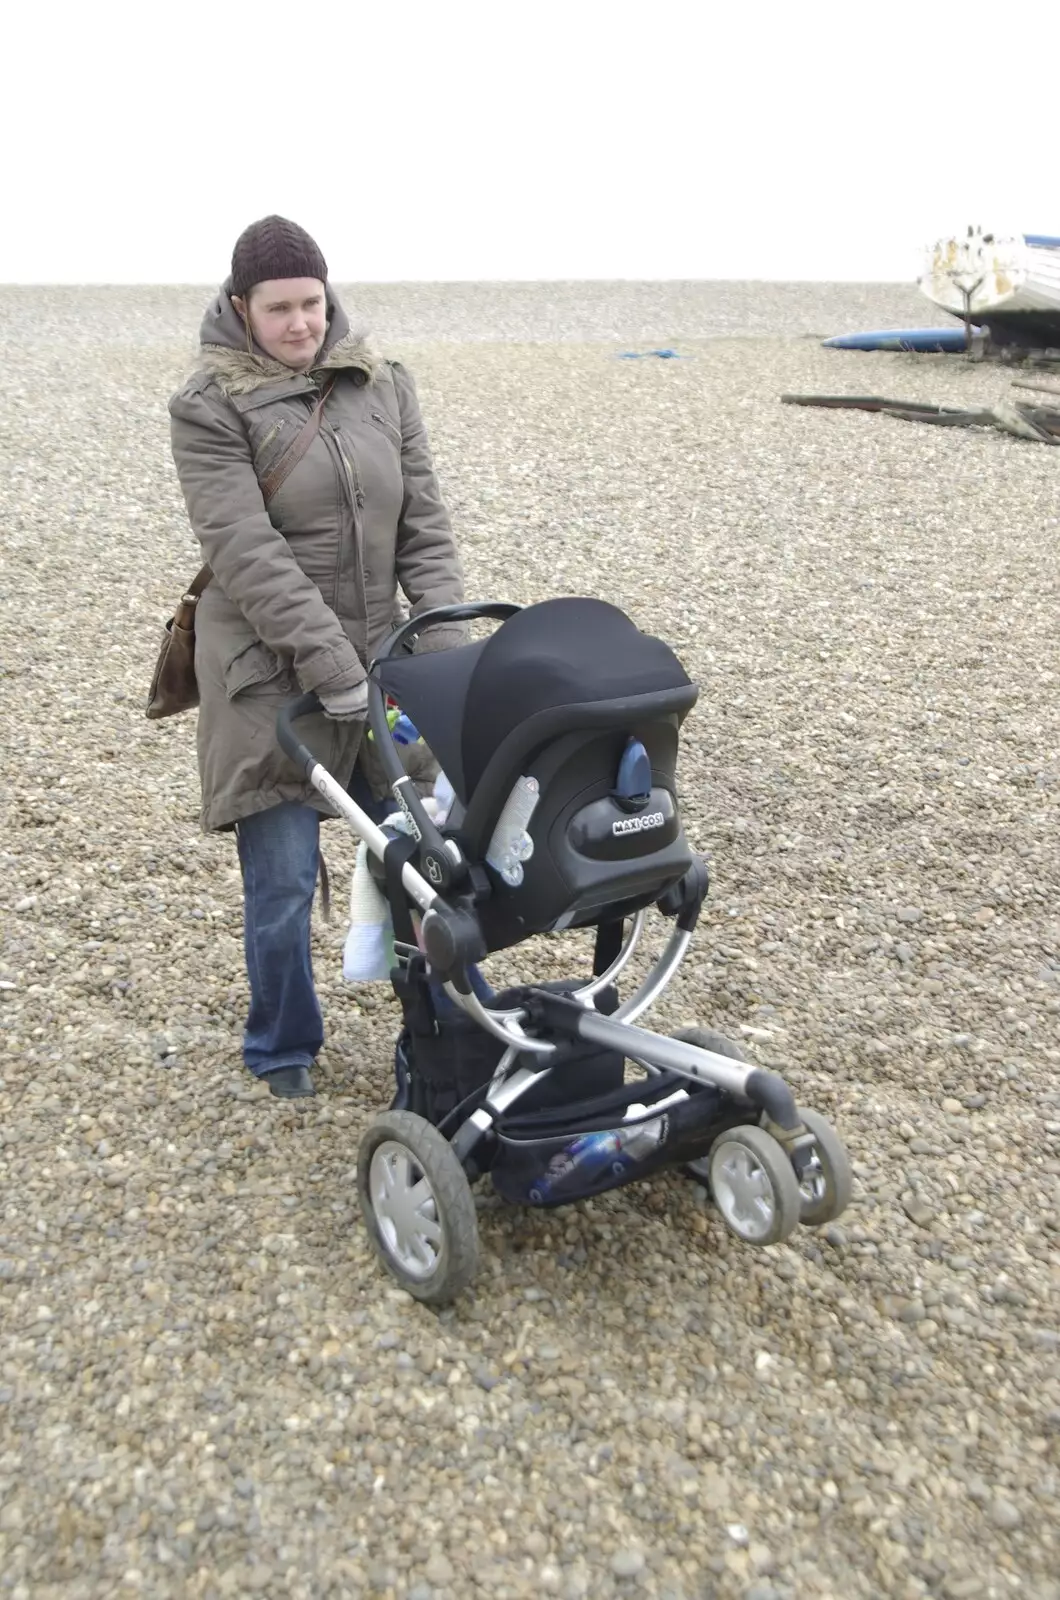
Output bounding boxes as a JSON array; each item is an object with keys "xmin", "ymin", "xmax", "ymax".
[{"xmin": 236, "ymin": 802, "xmax": 324, "ymax": 1077}]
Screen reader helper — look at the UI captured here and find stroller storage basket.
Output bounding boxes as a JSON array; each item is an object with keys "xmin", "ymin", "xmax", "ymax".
[
  {"xmin": 491, "ymin": 1073, "xmax": 756, "ymax": 1208},
  {"xmin": 392, "ymin": 962, "xmax": 626, "ymax": 1127}
]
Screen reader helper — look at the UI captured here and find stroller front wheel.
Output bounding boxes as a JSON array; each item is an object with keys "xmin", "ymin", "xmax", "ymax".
[
  {"xmin": 357, "ymin": 1111, "xmax": 480, "ymax": 1305},
  {"xmin": 793, "ymin": 1107, "xmax": 853, "ymax": 1226},
  {"xmin": 707, "ymin": 1125, "xmax": 802, "ymax": 1246},
  {"xmin": 672, "ymin": 1027, "xmax": 749, "ymax": 1191}
]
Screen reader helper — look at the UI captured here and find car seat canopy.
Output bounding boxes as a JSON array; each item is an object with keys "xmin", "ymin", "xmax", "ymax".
[{"xmin": 373, "ymin": 597, "xmax": 696, "ymax": 805}]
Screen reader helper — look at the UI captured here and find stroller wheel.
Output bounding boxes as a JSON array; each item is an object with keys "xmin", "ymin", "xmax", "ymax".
[
  {"xmin": 793, "ymin": 1107, "xmax": 852, "ymax": 1226},
  {"xmin": 671, "ymin": 1027, "xmax": 748, "ymax": 1188},
  {"xmin": 706, "ymin": 1126, "xmax": 801, "ymax": 1246},
  {"xmin": 357, "ymin": 1111, "xmax": 479, "ymax": 1305}
]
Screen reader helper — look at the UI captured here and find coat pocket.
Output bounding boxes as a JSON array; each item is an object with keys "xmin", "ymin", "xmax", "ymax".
[
  {"xmin": 250, "ymin": 417, "xmax": 292, "ymax": 476},
  {"xmin": 224, "ymin": 638, "xmax": 291, "ymax": 699},
  {"xmin": 367, "ymin": 408, "xmax": 402, "ymax": 448}
]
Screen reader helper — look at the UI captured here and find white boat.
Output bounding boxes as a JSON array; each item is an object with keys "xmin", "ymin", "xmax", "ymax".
[{"xmin": 919, "ymin": 227, "xmax": 1060, "ymax": 346}]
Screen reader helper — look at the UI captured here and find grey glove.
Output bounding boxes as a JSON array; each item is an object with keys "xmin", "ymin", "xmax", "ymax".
[
  {"xmin": 414, "ymin": 621, "xmax": 468, "ymax": 656},
  {"xmin": 319, "ymin": 680, "xmax": 369, "ymax": 722}
]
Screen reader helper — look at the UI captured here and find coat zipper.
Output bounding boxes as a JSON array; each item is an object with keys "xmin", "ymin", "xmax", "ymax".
[
  {"xmin": 321, "ymin": 416, "xmax": 368, "ymax": 622},
  {"xmin": 298, "ymin": 375, "xmax": 360, "ymax": 502},
  {"xmin": 348, "ymin": 449, "xmax": 365, "ymax": 507},
  {"xmin": 329, "ymin": 421, "xmax": 364, "ymax": 509}
]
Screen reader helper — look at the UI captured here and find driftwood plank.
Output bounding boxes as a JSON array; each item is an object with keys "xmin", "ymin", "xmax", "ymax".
[{"xmin": 780, "ymin": 393, "xmax": 1060, "ymax": 444}]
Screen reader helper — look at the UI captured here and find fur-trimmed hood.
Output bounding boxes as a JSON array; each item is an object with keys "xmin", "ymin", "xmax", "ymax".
[{"xmin": 193, "ymin": 278, "xmax": 386, "ymax": 396}]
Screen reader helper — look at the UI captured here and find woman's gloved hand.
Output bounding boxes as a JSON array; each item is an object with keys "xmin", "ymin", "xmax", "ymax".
[
  {"xmin": 320, "ymin": 681, "xmax": 369, "ymax": 721},
  {"xmin": 413, "ymin": 621, "xmax": 468, "ymax": 655}
]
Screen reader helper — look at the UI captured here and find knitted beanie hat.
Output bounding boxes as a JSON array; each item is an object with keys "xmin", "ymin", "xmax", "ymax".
[{"xmin": 229, "ymin": 216, "xmax": 328, "ymax": 296}]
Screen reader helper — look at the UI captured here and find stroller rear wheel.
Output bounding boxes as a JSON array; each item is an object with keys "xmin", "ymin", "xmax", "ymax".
[
  {"xmin": 357, "ymin": 1111, "xmax": 479, "ymax": 1305},
  {"xmin": 706, "ymin": 1125, "xmax": 802, "ymax": 1246}
]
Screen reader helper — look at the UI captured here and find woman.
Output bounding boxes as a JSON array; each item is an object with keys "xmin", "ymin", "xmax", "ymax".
[{"xmin": 169, "ymin": 215, "xmax": 464, "ymax": 1099}]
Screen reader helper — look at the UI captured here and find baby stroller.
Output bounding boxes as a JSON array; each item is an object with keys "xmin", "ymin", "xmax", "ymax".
[{"xmin": 277, "ymin": 598, "xmax": 851, "ymax": 1305}]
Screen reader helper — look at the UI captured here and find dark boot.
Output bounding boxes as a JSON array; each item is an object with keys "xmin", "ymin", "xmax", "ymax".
[{"xmin": 262, "ymin": 1065, "xmax": 316, "ymax": 1099}]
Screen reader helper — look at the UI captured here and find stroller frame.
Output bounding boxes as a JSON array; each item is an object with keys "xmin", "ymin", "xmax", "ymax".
[{"xmin": 277, "ymin": 602, "xmax": 851, "ymax": 1304}]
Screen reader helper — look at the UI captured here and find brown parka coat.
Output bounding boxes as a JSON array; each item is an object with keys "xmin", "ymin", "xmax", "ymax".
[{"xmin": 168, "ymin": 285, "xmax": 464, "ymax": 831}]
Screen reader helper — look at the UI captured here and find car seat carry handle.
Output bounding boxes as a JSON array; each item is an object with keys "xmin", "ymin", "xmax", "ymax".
[
  {"xmin": 371, "ymin": 601, "xmax": 522, "ymax": 665},
  {"xmin": 366, "ymin": 675, "xmax": 463, "ymax": 894},
  {"xmin": 366, "ymin": 602, "xmax": 522, "ymax": 893},
  {"xmin": 365, "ymin": 604, "xmax": 521, "ymax": 902}
]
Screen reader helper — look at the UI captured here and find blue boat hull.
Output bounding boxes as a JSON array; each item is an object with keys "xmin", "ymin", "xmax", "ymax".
[{"xmin": 823, "ymin": 327, "xmax": 977, "ymax": 353}]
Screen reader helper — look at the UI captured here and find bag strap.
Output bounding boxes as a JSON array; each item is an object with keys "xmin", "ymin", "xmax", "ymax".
[
  {"xmin": 260, "ymin": 376, "xmax": 336, "ymax": 504},
  {"xmin": 181, "ymin": 374, "xmax": 337, "ymax": 601},
  {"xmin": 183, "ymin": 563, "xmax": 213, "ymax": 601}
]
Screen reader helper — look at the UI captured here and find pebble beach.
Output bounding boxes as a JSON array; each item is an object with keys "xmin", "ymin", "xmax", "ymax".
[{"xmin": 0, "ymin": 280, "xmax": 1058, "ymax": 1600}]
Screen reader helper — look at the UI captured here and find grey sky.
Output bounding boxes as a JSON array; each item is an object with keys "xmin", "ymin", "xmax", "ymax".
[{"xmin": 4, "ymin": 0, "xmax": 1056, "ymax": 284}]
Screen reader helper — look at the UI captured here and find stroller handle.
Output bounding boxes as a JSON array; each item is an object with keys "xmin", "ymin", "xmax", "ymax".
[
  {"xmin": 274, "ymin": 693, "xmax": 446, "ymax": 936},
  {"xmin": 276, "ymin": 691, "xmax": 325, "ymax": 775}
]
